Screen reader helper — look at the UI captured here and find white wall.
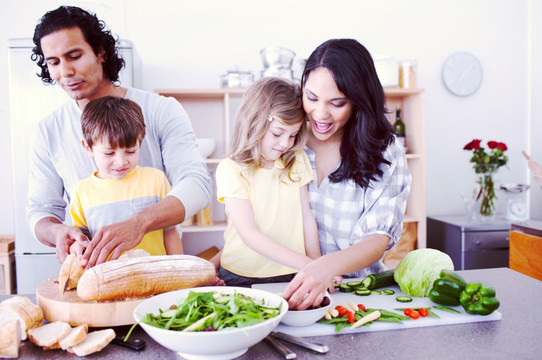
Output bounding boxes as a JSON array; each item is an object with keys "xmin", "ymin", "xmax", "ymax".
[{"xmin": 0, "ymin": 0, "xmax": 539, "ymax": 235}]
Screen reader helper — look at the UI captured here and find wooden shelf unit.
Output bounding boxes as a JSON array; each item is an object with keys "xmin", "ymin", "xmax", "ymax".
[{"xmin": 157, "ymin": 87, "xmax": 426, "ymax": 254}]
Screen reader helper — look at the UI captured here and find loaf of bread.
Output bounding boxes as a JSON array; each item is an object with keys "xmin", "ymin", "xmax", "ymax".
[
  {"xmin": 0, "ymin": 296, "xmax": 43, "ymax": 340},
  {"xmin": 0, "ymin": 320, "xmax": 20, "ymax": 358},
  {"xmin": 77, "ymin": 255, "xmax": 216, "ymax": 301}
]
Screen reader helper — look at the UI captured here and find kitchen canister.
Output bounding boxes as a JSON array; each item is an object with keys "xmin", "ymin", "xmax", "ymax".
[
  {"xmin": 220, "ymin": 71, "xmax": 254, "ymax": 88},
  {"xmin": 399, "ymin": 59, "xmax": 417, "ymax": 89},
  {"xmin": 196, "ymin": 207, "xmax": 212, "ymax": 226}
]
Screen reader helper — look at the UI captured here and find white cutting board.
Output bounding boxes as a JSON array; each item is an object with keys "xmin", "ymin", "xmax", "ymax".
[{"xmin": 252, "ymin": 281, "xmax": 501, "ymax": 337}]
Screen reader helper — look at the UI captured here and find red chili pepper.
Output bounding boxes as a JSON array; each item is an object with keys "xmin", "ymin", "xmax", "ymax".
[
  {"xmin": 335, "ymin": 306, "xmax": 348, "ymax": 317},
  {"xmin": 419, "ymin": 308, "xmax": 429, "ymax": 317},
  {"xmin": 357, "ymin": 304, "xmax": 366, "ymax": 311},
  {"xmin": 346, "ymin": 311, "xmax": 356, "ymax": 323}
]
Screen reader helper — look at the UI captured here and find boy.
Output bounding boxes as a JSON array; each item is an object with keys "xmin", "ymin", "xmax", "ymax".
[{"xmin": 69, "ymin": 96, "xmax": 183, "ymax": 256}]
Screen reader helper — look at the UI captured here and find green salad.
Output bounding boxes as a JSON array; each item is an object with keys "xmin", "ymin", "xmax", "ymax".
[{"xmin": 134, "ymin": 291, "xmax": 282, "ymax": 333}]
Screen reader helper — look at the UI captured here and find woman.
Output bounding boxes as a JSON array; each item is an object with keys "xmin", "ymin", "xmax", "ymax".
[{"xmin": 282, "ymin": 39, "xmax": 411, "ymax": 309}]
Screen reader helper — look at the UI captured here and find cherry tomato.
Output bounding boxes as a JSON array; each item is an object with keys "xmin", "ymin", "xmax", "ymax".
[
  {"xmin": 346, "ymin": 311, "xmax": 356, "ymax": 323},
  {"xmin": 409, "ymin": 310, "xmax": 420, "ymax": 319},
  {"xmin": 335, "ymin": 306, "xmax": 348, "ymax": 317},
  {"xmin": 403, "ymin": 308, "xmax": 414, "ymax": 317},
  {"xmin": 357, "ymin": 304, "xmax": 366, "ymax": 311},
  {"xmin": 419, "ymin": 308, "xmax": 429, "ymax": 317}
]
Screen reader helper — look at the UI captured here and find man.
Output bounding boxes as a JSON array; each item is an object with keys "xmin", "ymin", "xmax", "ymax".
[{"xmin": 28, "ymin": 5, "xmax": 211, "ymax": 268}]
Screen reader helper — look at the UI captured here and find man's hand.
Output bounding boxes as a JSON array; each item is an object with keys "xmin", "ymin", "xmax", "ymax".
[
  {"xmin": 81, "ymin": 217, "xmax": 145, "ymax": 268},
  {"xmin": 54, "ymin": 225, "xmax": 90, "ymax": 263}
]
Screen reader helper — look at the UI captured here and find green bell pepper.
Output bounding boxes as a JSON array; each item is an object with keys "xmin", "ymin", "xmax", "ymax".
[
  {"xmin": 459, "ymin": 282, "xmax": 500, "ymax": 316},
  {"xmin": 428, "ymin": 269, "xmax": 467, "ymax": 306}
]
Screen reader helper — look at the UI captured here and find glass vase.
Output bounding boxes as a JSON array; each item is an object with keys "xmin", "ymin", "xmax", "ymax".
[{"xmin": 475, "ymin": 164, "xmax": 499, "ymax": 220}]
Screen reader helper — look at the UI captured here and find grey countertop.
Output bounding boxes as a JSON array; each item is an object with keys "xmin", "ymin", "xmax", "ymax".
[
  {"xmin": 4, "ymin": 267, "xmax": 542, "ymax": 360},
  {"xmin": 511, "ymin": 219, "xmax": 542, "ymax": 237}
]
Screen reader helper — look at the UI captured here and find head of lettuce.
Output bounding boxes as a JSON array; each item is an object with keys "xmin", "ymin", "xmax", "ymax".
[{"xmin": 393, "ymin": 248, "xmax": 455, "ymax": 297}]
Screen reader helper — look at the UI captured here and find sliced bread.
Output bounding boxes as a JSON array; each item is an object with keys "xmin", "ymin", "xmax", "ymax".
[
  {"xmin": 59, "ymin": 324, "xmax": 88, "ymax": 350},
  {"xmin": 0, "ymin": 319, "xmax": 21, "ymax": 358},
  {"xmin": 27, "ymin": 321, "xmax": 72, "ymax": 347},
  {"xmin": 69, "ymin": 329, "xmax": 116, "ymax": 357}
]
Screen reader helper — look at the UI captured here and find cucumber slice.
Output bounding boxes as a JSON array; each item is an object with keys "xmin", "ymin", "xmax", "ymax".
[
  {"xmin": 382, "ymin": 289, "xmax": 395, "ymax": 295},
  {"xmin": 346, "ymin": 281, "xmax": 363, "ymax": 288},
  {"xmin": 354, "ymin": 288, "xmax": 371, "ymax": 296},
  {"xmin": 370, "ymin": 290, "xmax": 381, "ymax": 295},
  {"xmin": 396, "ymin": 296, "xmax": 413, "ymax": 303},
  {"xmin": 339, "ymin": 283, "xmax": 353, "ymax": 292}
]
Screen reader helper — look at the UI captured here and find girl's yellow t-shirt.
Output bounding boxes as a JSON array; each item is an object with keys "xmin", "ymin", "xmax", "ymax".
[{"xmin": 216, "ymin": 151, "xmax": 313, "ymax": 277}]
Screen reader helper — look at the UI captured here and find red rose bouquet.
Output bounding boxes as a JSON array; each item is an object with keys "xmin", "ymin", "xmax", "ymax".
[{"xmin": 463, "ymin": 139, "xmax": 508, "ymax": 217}]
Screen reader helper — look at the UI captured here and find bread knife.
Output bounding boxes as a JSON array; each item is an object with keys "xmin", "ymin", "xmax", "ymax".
[
  {"xmin": 112, "ymin": 334, "xmax": 146, "ymax": 351},
  {"xmin": 270, "ymin": 331, "xmax": 329, "ymax": 354}
]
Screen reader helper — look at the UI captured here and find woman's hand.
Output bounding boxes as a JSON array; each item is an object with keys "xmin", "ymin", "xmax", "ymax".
[{"xmin": 282, "ymin": 256, "xmax": 338, "ymax": 310}]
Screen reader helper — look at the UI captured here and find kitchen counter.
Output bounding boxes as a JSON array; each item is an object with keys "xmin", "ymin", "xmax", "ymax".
[{"xmin": 3, "ymin": 267, "xmax": 541, "ymax": 360}]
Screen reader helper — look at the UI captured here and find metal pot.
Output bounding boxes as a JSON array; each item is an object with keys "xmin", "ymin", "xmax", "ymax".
[{"xmin": 260, "ymin": 47, "xmax": 296, "ymax": 69}]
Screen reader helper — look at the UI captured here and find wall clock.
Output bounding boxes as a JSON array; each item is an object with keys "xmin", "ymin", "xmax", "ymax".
[
  {"xmin": 442, "ymin": 52, "xmax": 483, "ymax": 97},
  {"xmin": 506, "ymin": 199, "xmax": 529, "ymax": 221}
]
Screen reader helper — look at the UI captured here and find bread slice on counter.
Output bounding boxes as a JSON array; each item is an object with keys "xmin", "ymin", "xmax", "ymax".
[
  {"xmin": 0, "ymin": 319, "xmax": 21, "ymax": 358},
  {"xmin": 59, "ymin": 324, "xmax": 88, "ymax": 350},
  {"xmin": 69, "ymin": 329, "xmax": 116, "ymax": 356},
  {"xmin": 0, "ymin": 296, "xmax": 43, "ymax": 340},
  {"xmin": 27, "ymin": 321, "xmax": 71, "ymax": 348}
]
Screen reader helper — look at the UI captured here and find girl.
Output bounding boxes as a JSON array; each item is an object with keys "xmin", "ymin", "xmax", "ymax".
[{"xmin": 215, "ymin": 77, "xmax": 320, "ymax": 287}]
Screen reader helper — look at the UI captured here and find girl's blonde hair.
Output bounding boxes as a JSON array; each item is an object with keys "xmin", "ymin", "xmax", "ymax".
[{"xmin": 229, "ymin": 77, "xmax": 307, "ymax": 180}]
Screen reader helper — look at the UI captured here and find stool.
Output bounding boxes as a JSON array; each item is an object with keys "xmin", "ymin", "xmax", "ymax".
[{"xmin": 0, "ymin": 235, "xmax": 16, "ymax": 295}]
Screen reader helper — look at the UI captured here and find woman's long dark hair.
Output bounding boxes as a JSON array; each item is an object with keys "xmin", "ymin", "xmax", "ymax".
[
  {"xmin": 31, "ymin": 6, "xmax": 124, "ymax": 84},
  {"xmin": 301, "ymin": 38, "xmax": 394, "ymax": 188}
]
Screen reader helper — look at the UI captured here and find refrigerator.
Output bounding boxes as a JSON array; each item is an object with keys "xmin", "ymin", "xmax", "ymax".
[{"xmin": 8, "ymin": 38, "xmax": 137, "ymax": 294}]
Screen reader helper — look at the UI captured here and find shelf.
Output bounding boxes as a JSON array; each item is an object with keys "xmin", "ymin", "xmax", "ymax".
[
  {"xmin": 383, "ymin": 87, "xmax": 424, "ymax": 96},
  {"xmin": 156, "ymin": 88, "xmax": 247, "ymax": 99},
  {"xmin": 204, "ymin": 158, "xmax": 221, "ymax": 164},
  {"xmin": 182, "ymin": 221, "xmax": 227, "ymax": 233},
  {"xmin": 159, "ymin": 86, "xmax": 426, "ymax": 256}
]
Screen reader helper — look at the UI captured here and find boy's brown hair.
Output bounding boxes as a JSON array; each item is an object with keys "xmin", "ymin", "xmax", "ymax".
[{"xmin": 81, "ymin": 96, "xmax": 146, "ymax": 149}]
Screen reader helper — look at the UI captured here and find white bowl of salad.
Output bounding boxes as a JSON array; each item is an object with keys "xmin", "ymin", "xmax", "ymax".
[{"xmin": 133, "ymin": 286, "xmax": 288, "ymax": 360}]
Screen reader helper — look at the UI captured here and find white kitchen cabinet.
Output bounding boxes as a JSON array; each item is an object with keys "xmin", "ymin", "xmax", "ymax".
[{"xmin": 156, "ymin": 87, "xmax": 426, "ymax": 259}]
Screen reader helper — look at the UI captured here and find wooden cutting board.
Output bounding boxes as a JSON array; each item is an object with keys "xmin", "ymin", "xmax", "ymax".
[
  {"xmin": 253, "ymin": 281, "xmax": 501, "ymax": 337},
  {"xmin": 36, "ymin": 277, "xmax": 146, "ymax": 327}
]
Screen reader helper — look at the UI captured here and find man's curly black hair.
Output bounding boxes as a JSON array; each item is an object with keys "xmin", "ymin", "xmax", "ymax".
[{"xmin": 31, "ymin": 5, "xmax": 125, "ymax": 84}]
